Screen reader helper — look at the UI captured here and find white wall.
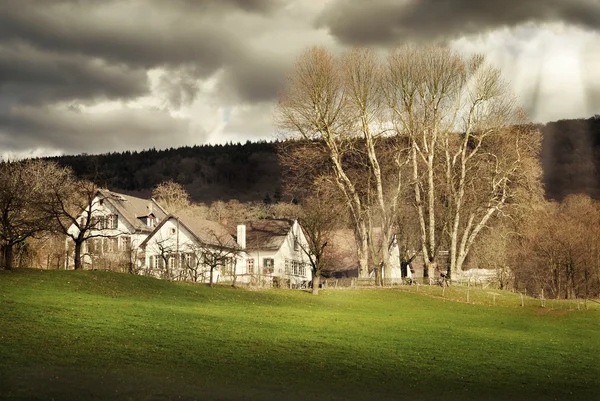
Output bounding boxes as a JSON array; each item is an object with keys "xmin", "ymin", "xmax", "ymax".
[
  {"xmin": 237, "ymin": 220, "xmax": 313, "ymax": 285},
  {"xmin": 66, "ymin": 195, "xmax": 147, "ymax": 268}
]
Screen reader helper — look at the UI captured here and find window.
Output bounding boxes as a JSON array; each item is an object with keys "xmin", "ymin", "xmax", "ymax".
[
  {"xmin": 119, "ymin": 236, "xmax": 131, "ymax": 251},
  {"xmin": 168, "ymin": 255, "xmax": 177, "ymax": 271},
  {"xmin": 247, "ymin": 258, "xmax": 254, "ymax": 274},
  {"xmin": 299, "ymin": 263, "xmax": 306, "ymax": 277},
  {"xmin": 157, "ymin": 256, "xmax": 164, "ymax": 270},
  {"xmin": 291, "ymin": 260, "xmax": 298, "ymax": 276},
  {"xmin": 285, "ymin": 259, "xmax": 290, "ymax": 275},
  {"xmin": 185, "ymin": 253, "xmax": 197, "ymax": 268},
  {"xmin": 109, "ymin": 237, "xmax": 118, "ymax": 252},
  {"xmin": 263, "ymin": 258, "xmax": 274, "ymax": 274},
  {"xmin": 89, "ymin": 239, "xmax": 99, "ymax": 255},
  {"xmin": 149, "ymin": 255, "xmax": 155, "ymax": 269},
  {"xmin": 92, "ymin": 216, "xmax": 107, "ymax": 230},
  {"xmin": 294, "ymin": 235, "xmax": 299, "ymax": 251},
  {"xmin": 107, "ymin": 214, "xmax": 118, "ymax": 229}
]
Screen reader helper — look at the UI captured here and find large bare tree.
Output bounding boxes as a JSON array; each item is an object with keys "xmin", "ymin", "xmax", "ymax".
[
  {"xmin": 385, "ymin": 44, "xmax": 541, "ymax": 278},
  {"xmin": 278, "ymin": 45, "xmax": 541, "ymax": 283},
  {"xmin": 0, "ymin": 160, "xmax": 63, "ymax": 269},
  {"xmin": 277, "ymin": 47, "xmax": 412, "ymax": 280},
  {"xmin": 40, "ymin": 169, "xmax": 125, "ymax": 270},
  {"xmin": 276, "ymin": 47, "xmax": 371, "ymax": 278}
]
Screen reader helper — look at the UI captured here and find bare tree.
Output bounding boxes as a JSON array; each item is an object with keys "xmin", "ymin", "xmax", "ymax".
[
  {"xmin": 0, "ymin": 160, "xmax": 63, "ymax": 269},
  {"xmin": 185, "ymin": 228, "xmax": 241, "ymax": 287},
  {"xmin": 39, "ymin": 169, "xmax": 127, "ymax": 270},
  {"xmin": 152, "ymin": 180, "xmax": 190, "ymax": 213},
  {"xmin": 385, "ymin": 44, "xmax": 541, "ymax": 279},
  {"xmin": 297, "ymin": 189, "xmax": 340, "ymax": 294},
  {"xmin": 278, "ymin": 45, "xmax": 542, "ymax": 283},
  {"xmin": 276, "ymin": 47, "xmax": 371, "ymax": 278},
  {"xmin": 513, "ymin": 195, "xmax": 600, "ymax": 300}
]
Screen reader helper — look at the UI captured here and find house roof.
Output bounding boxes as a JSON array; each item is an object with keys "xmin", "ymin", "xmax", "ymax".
[
  {"xmin": 236, "ymin": 219, "xmax": 294, "ymax": 251},
  {"xmin": 140, "ymin": 214, "xmax": 239, "ymax": 250},
  {"xmin": 97, "ymin": 189, "xmax": 167, "ymax": 233},
  {"xmin": 179, "ymin": 215, "xmax": 238, "ymax": 249}
]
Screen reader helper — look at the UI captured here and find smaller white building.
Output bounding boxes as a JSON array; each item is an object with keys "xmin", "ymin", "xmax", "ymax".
[
  {"xmin": 387, "ymin": 234, "xmax": 414, "ymax": 282},
  {"xmin": 234, "ymin": 219, "xmax": 313, "ymax": 287}
]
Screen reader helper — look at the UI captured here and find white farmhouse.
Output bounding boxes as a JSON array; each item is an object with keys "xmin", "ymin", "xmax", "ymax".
[
  {"xmin": 138, "ymin": 217, "xmax": 313, "ymax": 287},
  {"xmin": 138, "ymin": 214, "xmax": 240, "ymax": 283},
  {"xmin": 65, "ymin": 190, "xmax": 168, "ymax": 270},
  {"xmin": 235, "ymin": 219, "xmax": 313, "ymax": 287}
]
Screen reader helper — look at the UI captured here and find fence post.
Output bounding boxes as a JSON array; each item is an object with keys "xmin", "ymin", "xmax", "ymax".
[
  {"xmin": 467, "ymin": 281, "xmax": 470, "ymax": 303},
  {"xmin": 520, "ymin": 292, "xmax": 524, "ymax": 307}
]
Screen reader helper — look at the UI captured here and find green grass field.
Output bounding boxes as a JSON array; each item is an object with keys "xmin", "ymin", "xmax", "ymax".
[{"xmin": 0, "ymin": 269, "xmax": 598, "ymax": 400}]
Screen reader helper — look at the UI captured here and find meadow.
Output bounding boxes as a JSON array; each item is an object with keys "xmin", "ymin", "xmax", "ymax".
[{"xmin": 0, "ymin": 269, "xmax": 598, "ymax": 400}]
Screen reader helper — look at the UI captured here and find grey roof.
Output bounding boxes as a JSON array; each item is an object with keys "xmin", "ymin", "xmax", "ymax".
[
  {"xmin": 140, "ymin": 214, "xmax": 238, "ymax": 250},
  {"xmin": 179, "ymin": 215, "xmax": 238, "ymax": 249},
  {"xmin": 97, "ymin": 189, "xmax": 167, "ymax": 233},
  {"xmin": 238, "ymin": 219, "xmax": 293, "ymax": 251}
]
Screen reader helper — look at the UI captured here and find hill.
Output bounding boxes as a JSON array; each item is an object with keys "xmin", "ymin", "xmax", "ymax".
[
  {"xmin": 46, "ymin": 140, "xmax": 282, "ymax": 203},
  {"xmin": 543, "ymin": 116, "xmax": 600, "ymax": 200},
  {"xmin": 1, "ymin": 269, "xmax": 598, "ymax": 400},
  {"xmin": 44, "ymin": 117, "xmax": 600, "ymax": 203}
]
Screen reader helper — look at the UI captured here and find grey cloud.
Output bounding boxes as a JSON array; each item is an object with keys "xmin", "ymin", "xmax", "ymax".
[
  {"xmin": 318, "ymin": 0, "xmax": 600, "ymax": 45},
  {"xmin": 221, "ymin": 104, "xmax": 277, "ymax": 141},
  {"xmin": 0, "ymin": 6, "xmax": 242, "ymax": 71},
  {"xmin": 169, "ymin": 0, "xmax": 284, "ymax": 14},
  {"xmin": 156, "ymin": 68, "xmax": 201, "ymax": 110},
  {"xmin": 218, "ymin": 54, "xmax": 289, "ymax": 104},
  {"xmin": 0, "ymin": 106, "xmax": 201, "ymax": 154},
  {"xmin": 0, "ymin": 44, "xmax": 147, "ymax": 105}
]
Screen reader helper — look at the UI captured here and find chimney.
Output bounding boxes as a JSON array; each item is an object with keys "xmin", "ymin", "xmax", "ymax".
[{"xmin": 237, "ymin": 224, "xmax": 246, "ymax": 249}]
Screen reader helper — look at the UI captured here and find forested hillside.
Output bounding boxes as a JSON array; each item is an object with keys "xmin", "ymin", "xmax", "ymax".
[
  {"xmin": 543, "ymin": 116, "xmax": 600, "ymax": 200},
  {"xmin": 46, "ymin": 117, "xmax": 600, "ymax": 203},
  {"xmin": 47, "ymin": 141, "xmax": 282, "ymax": 203}
]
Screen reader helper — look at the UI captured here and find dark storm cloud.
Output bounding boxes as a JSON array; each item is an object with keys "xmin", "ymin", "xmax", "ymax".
[
  {"xmin": 0, "ymin": 106, "xmax": 198, "ymax": 154},
  {"xmin": 0, "ymin": 44, "xmax": 147, "ymax": 105},
  {"xmin": 0, "ymin": 0, "xmax": 292, "ymax": 154},
  {"xmin": 170, "ymin": 0, "xmax": 282, "ymax": 14},
  {"xmin": 318, "ymin": 0, "xmax": 600, "ymax": 45},
  {"xmin": 0, "ymin": 2, "xmax": 243, "ymax": 70}
]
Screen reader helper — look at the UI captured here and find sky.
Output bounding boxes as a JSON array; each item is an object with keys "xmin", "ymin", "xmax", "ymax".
[{"xmin": 1, "ymin": 0, "xmax": 599, "ymax": 158}]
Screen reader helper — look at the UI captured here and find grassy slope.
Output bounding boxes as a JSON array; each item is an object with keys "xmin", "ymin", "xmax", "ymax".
[{"xmin": 0, "ymin": 269, "xmax": 598, "ymax": 401}]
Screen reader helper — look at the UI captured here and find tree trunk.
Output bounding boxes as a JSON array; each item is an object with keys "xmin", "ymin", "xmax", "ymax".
[
  {"xmin": 74, "ymin": 240, "xmax": 83, "ymax": 270},
  {"xmin": 312, "ymin": 273, "xmax": 320, "ymax": 295},
  {"xmin": 3, "ymin": 244, "xmax": 14, "ymax": 270},
  {"xmin": 357, "ymin": 227, "xmax": 369, "ymax": 278},
  {"xmin": 231, "ymin": 261, "xmax": 238, "ymax": 288},
  {"xmin": 209, "ymin": 266, "xmax": 214, "ymax": 287}
]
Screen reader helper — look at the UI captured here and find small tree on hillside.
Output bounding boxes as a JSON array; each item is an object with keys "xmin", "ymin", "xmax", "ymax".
[{"xmin": 152, "ymin": 180, "xmax": 190, "ymax": 213}]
